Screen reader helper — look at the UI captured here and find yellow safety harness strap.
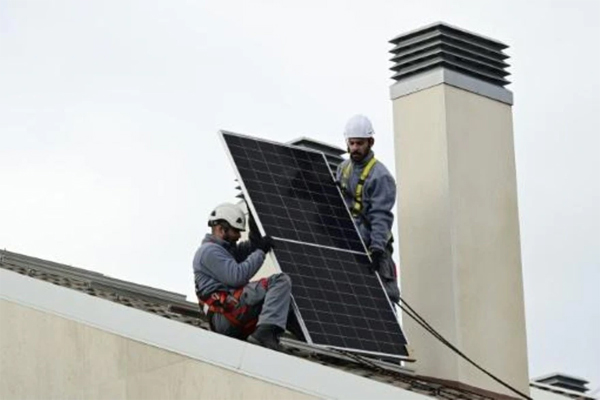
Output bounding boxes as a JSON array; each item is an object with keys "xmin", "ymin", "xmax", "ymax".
[{"xmin": 341, "ymin": 157, "xmax": 378, "ymax": 217}]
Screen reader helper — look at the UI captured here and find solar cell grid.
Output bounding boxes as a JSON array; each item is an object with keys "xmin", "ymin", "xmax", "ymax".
[
  {"xmin": 221, "ymin": 131, "xmax": 409, "ymax": 359},
  {"xmin": 274, "ymin": 239, "xmax": 408, "ymax": 356},
  {"xmin": 224, "ymin": 133, "xmax": 365, "ymax": 252}
]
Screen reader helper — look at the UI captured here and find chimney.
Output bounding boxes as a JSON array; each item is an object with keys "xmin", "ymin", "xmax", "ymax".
[
  {"xmin": 288, "ymin": 137, "xmax": 346, "ymax": 172},
  {"xmin": 390, "ymin": 22, "xmax": 530, "ymax": 397},
  {"xmin": 534, "ymin": 373, "xmax": 591, "ymax": 394}
]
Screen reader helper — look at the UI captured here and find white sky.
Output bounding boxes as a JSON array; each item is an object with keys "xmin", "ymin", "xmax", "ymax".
[{"xmin": 1, "ymin": 0, "xmax": 598, "ymax": 392}]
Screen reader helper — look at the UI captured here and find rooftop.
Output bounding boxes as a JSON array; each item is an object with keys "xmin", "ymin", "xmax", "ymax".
[{"xmin": 0, "ymin": 249, "xmax": 595, "ymax": 400}]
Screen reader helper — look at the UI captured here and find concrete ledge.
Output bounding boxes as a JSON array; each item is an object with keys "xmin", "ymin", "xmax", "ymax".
[
  {"xmin": 0, "ymin": 268, "xmax": 427, "ymax": 400},
  {"xmin": 389, "ymin": 68, "xmax": 513, "ymax": 105}
]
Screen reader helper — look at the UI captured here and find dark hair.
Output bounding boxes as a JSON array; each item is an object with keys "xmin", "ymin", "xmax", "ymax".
[{"xmin": 208, "ymin": 219, "xmax": 231, "ymax": 230}]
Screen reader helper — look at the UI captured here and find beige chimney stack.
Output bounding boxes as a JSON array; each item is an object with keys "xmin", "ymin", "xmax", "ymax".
[{"xmin": 390, "ymin": 23, "xmax": 530, "ymax": 397}]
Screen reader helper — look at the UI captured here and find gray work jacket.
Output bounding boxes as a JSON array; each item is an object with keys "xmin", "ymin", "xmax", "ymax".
[
  {"xmin": 193, "ymin": 234, "xmax": 265, "ymax": 298},
  {"xmin": 336, "ymin": 151, "xmax": 396, "ymax": 251}
]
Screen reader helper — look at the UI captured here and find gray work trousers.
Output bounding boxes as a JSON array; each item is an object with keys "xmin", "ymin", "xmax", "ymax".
[
  {"xmin": 212, "ymin": 273, "xmax": 292, "ymax": 339},
  {"xmin": 379, "ymin": 249, "xmax": 400, "ymax": 304}
]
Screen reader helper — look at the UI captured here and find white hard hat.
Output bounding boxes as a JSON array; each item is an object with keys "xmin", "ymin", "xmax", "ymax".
[
  {"xmin": 208, "ymin": 203, "xmax": 246, "ymax": 231},
  {"xmin": 343, "ymin": 115, "xmax": 374, "ymax": 139}
]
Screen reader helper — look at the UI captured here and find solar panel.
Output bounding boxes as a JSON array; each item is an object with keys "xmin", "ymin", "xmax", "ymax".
[
  {"xmin": 220, "ymin": 130, "xmax": 409, "ymax": 359},
  {"xmin": 274, "ymin": 239, "xmax": 408, "ymax": 356}
]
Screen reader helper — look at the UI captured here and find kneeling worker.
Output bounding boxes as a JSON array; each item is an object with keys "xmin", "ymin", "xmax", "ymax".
[{"xmin": 193, "ymin": 202, "xmax": 292, "ymax": 350}]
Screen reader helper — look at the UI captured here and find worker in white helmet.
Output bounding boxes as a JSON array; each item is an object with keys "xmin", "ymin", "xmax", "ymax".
[
  {"xmin": 193, "ymin": 202, "xmax": 292, "ymax": 350},
  {"xmin": 337, "ymin": 115, "xmax": 399, "ymax": 303}
]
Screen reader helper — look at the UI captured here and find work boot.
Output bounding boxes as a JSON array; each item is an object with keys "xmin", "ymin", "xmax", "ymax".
[{"xmin": 247, "ymin": 324, "xmax": 282, "ymax": 351}]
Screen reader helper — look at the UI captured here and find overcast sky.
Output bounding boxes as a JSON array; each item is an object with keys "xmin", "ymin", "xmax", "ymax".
[{"xmin": 1, "ymin": 0, "xmax": 598, "ymax": 392}]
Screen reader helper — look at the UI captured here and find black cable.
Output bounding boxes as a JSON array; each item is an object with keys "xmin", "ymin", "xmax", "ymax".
[
  {"xmin": 394, "ymin": 295, "xmax": 533, "ymax": 400},
  {"xmin": 397, "ymin": 300, "xmax": 530, "ymax": 400},
  {"xmin": 329, "ymin": 348, "xmax": 492, "ymax": 400}
]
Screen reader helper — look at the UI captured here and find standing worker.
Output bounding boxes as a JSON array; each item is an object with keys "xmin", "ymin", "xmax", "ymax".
[
  {"xmin": 193, "ymin": 202, "xmax": 292, "ymax": 350},
  {"xmin": 336, "ymin": 115, "xmax": 400, "ymax": 303}
]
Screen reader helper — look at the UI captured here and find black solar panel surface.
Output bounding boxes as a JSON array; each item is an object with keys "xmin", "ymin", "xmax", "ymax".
[
  {"xmin": 222, "ymin": 131, "xmax": 408, "ymax": 358},
  {"xmin": 274, "ymin": 239, "xmax": 408, "ymax": 356},
  {"xmin": 223, "ymin": 133, "xmax": 364, "ymax": 253}
]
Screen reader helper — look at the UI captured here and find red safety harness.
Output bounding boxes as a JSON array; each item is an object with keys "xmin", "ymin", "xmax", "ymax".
[{"xmin": 197, "ymin": 277, "xmax": 269, "ymax": 337}]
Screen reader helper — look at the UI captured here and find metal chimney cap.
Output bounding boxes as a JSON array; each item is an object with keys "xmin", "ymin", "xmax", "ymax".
[
  {"xmin": 389, "ymin": 21, "xmax": 508, "ymax": 48},
  {"xmin": 389, "ymin": 22, "xmax": 511, "ymax": 88},
  {"xmin": 533, "ymin": 372, "xmax": 591, "ymax": 393}
]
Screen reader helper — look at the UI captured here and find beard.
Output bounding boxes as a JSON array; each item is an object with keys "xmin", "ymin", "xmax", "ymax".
[
  {"xmin": 223, "ymin": 231, "xmax": 239, "ymax": 245},
  {"xmin": 350, "ymin": 146, "xmax": 371, "ymax": 162}
]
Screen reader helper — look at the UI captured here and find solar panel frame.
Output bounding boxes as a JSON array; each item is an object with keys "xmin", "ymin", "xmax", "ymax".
[{"xmin": 219, "ymin": 130, "xmax": 411, "ymax": 360}]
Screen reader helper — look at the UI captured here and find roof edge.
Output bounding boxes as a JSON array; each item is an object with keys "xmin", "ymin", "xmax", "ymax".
[
  {"xmin": 1, "ymin": 249, "xmax": 187, "ymax": 304},
  {"xmin": 0, "ymin": 268, "xmax": 428, "ymax": 400}
]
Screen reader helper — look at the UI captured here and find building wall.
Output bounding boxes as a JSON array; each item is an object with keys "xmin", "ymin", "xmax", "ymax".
[
  {"xmin": 0, "ymin": 300, "xmax": 318, "ymax": 400},
  {"xmin": 444, "ymin": 85, "xmax": 529, "ymax": 393},
  {"xmin": 393, "ymin": 83, "xmax": 530, "ymax": 396},
  {"xmin": 394, "ymin": 84, "xmax": 459, "ymax": 377}
]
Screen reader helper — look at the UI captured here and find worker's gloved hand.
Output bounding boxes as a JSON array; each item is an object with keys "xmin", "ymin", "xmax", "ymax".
[
  {"xmin": 369, "ymin": 248, "xmax": 384, "ymax": 274},
  {"xmin": 256, "ymin": 236, "xmax": 274, "ymax": 253}
]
